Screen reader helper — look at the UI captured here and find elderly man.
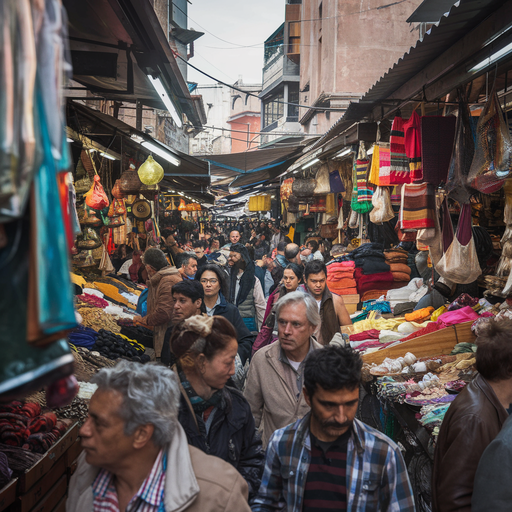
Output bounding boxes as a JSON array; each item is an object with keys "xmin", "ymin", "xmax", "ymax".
[
  {"xmin": 222, "ymin": 230, "xmax": 241, "ymax": 250},
  {"xmin": 303, "ymin": 260, "xmax": 352, "ymax": 345},
  {"xmin": 67, "ymin": 361, "xmax": 250, "ymax": 512},
  {"xmin": 179, "ymin": 252, "xmax": 198, "ymax": 280},
  {"xmin": 433, "ymin": 318, "xmax": 512, "ymax": 512},
  {"xmin": 252, "ymin": 346, "xmax": 415, "ymax": 511},
  {"xmin": 135, "ymin": 248, "xmax": 182, "ymax": 359},
  {"xmin": 244, "ymin": 291, "xmax": 322, "ymax": 447}
]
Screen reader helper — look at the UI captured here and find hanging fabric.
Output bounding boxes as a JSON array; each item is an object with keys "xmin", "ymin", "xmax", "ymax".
[
  {"xmin": 389, "ymin": 115, "xmax": 410, "ymax": 184},
  {"xmin": 368, "ymin": 145, "xmax": 381, "ymax": 186},
  {"xmin": 370, "ymin": 187, "xmax": 394, "ymax": 224},
  {"xmin": 403, "ymin": 111, "xmax": 423, "ymax": 182},
  {"xmin": 399, "ymin": 182, "xmax": 436, "ymax": 230},
  {"xmin": 313, "ymin": 164, "xmax": 330, "ymax": 194},
  {"xmin": 378, "ymin": 144, "xmax": 391, "ymax": 186},
  {"xmin": 351, "ymin": 144, "xmax": 373, "ymax": 214}
]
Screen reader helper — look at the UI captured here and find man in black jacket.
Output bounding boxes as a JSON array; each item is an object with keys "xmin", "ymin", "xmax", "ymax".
[{"xmin": 195, "ymin": 264, "xmax": 255, "ymax": 365}]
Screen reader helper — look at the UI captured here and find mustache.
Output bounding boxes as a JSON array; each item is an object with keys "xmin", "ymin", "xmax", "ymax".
[{"xmin": 321, "ymin": 419, "xmax": 352, "ymax": 430}]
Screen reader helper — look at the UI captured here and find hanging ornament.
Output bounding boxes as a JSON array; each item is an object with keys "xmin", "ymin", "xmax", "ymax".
[{"xmin": 138, "ymin": 155, "xmax": 164, "ymax": 185}]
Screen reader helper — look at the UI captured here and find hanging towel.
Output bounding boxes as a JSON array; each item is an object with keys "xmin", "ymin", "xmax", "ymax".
[
  {"xmin": 368, "ymin": 145, "xmax": 381, "ymax": 186},
  {"xmin": 389, "ymin": 116, "xmax": 410, "ymax": 184},
  {"xmin": 403, "ymin": 111, "xmax": 423, "ymax": 182},
  {"xmin": 400, "ymin": 182, "xmax": 436, "ymax": 230},
  {"xmin": 378, "ymin": 146, "xmax": 391, "ymax": 185}
]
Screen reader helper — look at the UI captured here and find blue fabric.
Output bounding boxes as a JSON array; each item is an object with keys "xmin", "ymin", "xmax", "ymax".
[
  {"xmin": 136, "ymin": 288, "xmax": 149, "ymax": 317},
  {"xmin": 243, "ymin": 317, "xmax": 257, "ymax": 332}
]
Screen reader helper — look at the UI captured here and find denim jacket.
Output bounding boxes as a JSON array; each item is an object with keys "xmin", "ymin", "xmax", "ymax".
[{"xmin": 251, "ymin": 414, "xmax": 415, "ymax": 512}]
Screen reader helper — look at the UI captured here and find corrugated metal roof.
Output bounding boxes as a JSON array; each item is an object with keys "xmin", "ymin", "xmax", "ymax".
[
  {"xmin": 407, "ymin": 0, "xmax": 458, "ymax": 22},
  {"xmin": 310, "ymin": 0, "xmax": 505, "ymax": 149}
]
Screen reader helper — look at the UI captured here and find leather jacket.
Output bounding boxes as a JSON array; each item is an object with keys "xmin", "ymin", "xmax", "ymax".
[{"xmin": 431, "ymin": 373, "xmax": 508, "ymax": 512}]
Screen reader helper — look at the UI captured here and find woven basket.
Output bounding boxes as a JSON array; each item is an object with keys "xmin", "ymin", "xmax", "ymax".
[{"xmin": 119, "ymin": 167, "xmax": 142, "ymax": 195}]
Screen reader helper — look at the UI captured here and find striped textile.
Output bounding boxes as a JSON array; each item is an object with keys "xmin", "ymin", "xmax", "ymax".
[
  {"xmin": 356, "ymin": 159, "xmax": 372, "ymax": 203},
  {"xmin": 368, "ymin": 145, "xmax": 381, "ymax": 186},
  {"xmin": 390, "ymin": 185, "xmax": 402, "ymax": 206},
  {"xmin": 400, "ymin": 182, "xmax": 435, "ymax": 230},
  {"xmin": 403, "ymin": 111, "xmax": 423, "ymax": 182},
  {"xmin": 92, "ymin": 450, "xmax": 165, "ymax": 512},
  {"xmin": 389, "ymin": 116, "xmax": 410, "ymax": 184}
]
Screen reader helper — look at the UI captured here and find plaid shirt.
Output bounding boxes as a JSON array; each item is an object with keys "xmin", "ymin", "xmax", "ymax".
[
  {"xmin": 92, "ymin": 449, "xmax": 166, "ymax": 512},
  {"xmin": 252, "ymin": 415, "xmax": 415, "ymax": 512}
]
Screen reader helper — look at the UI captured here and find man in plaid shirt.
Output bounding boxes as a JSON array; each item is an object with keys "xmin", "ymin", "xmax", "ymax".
[{"xmin": 252, "ymin": 346, "xmax": 415, "ymax": 512}]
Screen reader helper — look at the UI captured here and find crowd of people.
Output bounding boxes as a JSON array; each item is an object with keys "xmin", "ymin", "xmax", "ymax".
[{"xmin": 67, "ymin": 219, "xmax": 511, "ymax": 511}]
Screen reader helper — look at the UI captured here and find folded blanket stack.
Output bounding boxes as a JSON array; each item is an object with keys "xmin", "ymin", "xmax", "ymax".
[
  {"xmin": 384, "ymin": 249, "xmax": 411, "ymax": 282},
  {"xmin": 327, "ymin": 261, "xmax": 357, "ymax": 295}
]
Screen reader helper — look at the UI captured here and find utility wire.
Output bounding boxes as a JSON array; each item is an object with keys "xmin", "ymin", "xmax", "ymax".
[
  {"xmin": 175, "ymin": 52, "xmax": 345, "ymax": 112},
  {"xmin": 200, "ymin": 124, "xmax": 323, "ymax": 136}
]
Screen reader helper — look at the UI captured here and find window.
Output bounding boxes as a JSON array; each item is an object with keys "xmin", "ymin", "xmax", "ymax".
[
  {"xmin": 263, "ymin": 92, "xmax": 284, "ymax": 128},
  {"xmin": 288, "ymin": 83, "xmax": 299, "ymax": 119},
  {"xmin": 288, "ymin": 21, "xmax": 301, "ymax": 54}
]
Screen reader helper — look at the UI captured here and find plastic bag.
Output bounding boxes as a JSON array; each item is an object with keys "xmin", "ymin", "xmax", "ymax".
[
  {"xmin": 370, "ymin": 187, "xmax": 394, "ymax": 224},
  {"xmin": 85, "ymin": 175, "xmax": 109, "ymax": 210},
  {"xmin": 435, "ymin": 203, "xmax": 482, "ymax": 284},
  {"xmin": 468, "ymin": 89, "xmax": 512, "ymax": 193}
]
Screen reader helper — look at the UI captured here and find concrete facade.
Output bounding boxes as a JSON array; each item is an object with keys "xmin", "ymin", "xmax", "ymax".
[
  {"xmin": 299, "ymin": 0, "xmax": 423, "ymax": 135},
  {"xmin": 189, "ymin": 81, "xmax": 262, "ymax": 155}
]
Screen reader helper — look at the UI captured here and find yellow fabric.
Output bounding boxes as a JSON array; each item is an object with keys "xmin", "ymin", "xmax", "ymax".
[
  {"xmin": 287, "ymin": 226, "xmax": 295, "ymax": 242},
  {"xmin": 368, "ymin": 145, "xmax": 381, "ymax": 186},
  {"xmin": 93, "ymin": 282, "xmax": 136, "ymax": 310},
  {"xmin": 70, "ymin": 273, "xmax": 86, "ymax": 288},
  {"xmin": 431, "ymin": 305, "xmax": 447, "ymax": 321},
  {"xmin": 350, "ymin": 311, "xmax": 432, "ymax": 334}
]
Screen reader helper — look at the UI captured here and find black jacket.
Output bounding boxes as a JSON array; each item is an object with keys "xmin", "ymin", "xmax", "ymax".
[
  {"xmin": 213, "ymin": 293, "xmax": 255, "ymax": 365},
  {"xmin": 178, "ymin": 384, "xmax": 264, "ymax": 501}
]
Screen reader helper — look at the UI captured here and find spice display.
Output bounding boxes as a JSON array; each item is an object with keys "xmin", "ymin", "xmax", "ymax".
[
  {"xmin": 77, "ymin": 293, "xmax": 109, "ymax": 308},
  {"xmin": 92, "ymin": 329, "xmax": 149, "ymax": 362},
  {"xmin": 77, "ymin": 307, "xmax": 121, "ymax": 333}
]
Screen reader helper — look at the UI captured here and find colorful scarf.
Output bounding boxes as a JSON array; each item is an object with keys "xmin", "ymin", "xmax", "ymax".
[
  {"xmin": 403, "ymin": 111, "xmax": 423, "ymax": 182},
  {"xmin": 179, "ymin": 369, "xmax": 224, "ymax": 414},
  {"xmin": 400, "ymin": 182, "xmax": 436, "ymax": 230},
  {"xmin": 378, "ymin": 145, "xmax": 391, "ymax": 185},
  {"xmin": 351, "ymin": 159, "xmax": 373, "ymax": 213},
  {"xmin": 389, "ymin": 116, "xmax": 410, "ymax": 184},
  {"xmin": 368, "ymin": 145, "xmax": 381, "ymax": 186}
]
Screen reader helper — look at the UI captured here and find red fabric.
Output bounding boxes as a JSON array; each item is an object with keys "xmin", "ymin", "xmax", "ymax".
[
  {"xmin": 327, "ymin": 261, "xmax": 355, "ymax": 270},
  {"xmin": 403, "ymin": 111, "xmax": 423, "ymax": 182},
  {"xmin": 399, "ymin": 321, "xmax": 443, "ymax": 342},
  {"xmin": 354, "ymin": 267, "xmax": 394, "ymax": 294},
  {"xmin": 57, "ymin": 173, "xmax": 74, "ymax": 251},
  {"xmin": 349, "ymin": 329, "xmax": 380, "ymax": 341},
  {"xmin": 389, "ymin": 116, "xmax": 410, "ymax": 185}
]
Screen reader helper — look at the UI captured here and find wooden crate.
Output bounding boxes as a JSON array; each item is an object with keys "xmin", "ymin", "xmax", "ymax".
[
  {"xmin": 362, "ymin": 321, "xmax": 475, "ymax": 365},
  {"xmin": 25, "ymin": 475, "xmax": 67, "ymax": 512},
  {"xmin": 51, "ymin": 497, "xmax": 66, "ymax": 512},
  {"xmin": 0, "ymin": 479, "xmax": 17, "ymax": 512},
  {"xmin": 18, "ymin": 422, "xmax": 79, "ymax": 493},
  {"xmin": 17, "ymin": 456, "xmax": 67, "ymax": 512}
]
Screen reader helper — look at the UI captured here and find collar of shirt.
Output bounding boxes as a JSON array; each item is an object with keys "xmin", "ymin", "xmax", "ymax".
[
  {"xmin": 279, "ymin": 339, "xmax": 315, "ymax": 374},
  {"xmin": 92, "ymin": 449, "xmax": 166, "ymax": 512},
  {"xmin": 205, "ymin": 295, "xmax": 221, "ymax": 316}
]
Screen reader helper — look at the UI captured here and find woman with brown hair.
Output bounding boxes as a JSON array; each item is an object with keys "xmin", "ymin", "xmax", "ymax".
[{"xmin": 169, "ymin": 315, "xmax": 264, "ymax": 501}]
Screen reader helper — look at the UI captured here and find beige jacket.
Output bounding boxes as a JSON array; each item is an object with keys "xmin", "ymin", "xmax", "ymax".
[
  {"xmin": 244, "ymin": 338, "xmax": 322, "ymax": 447},
  {"xmin": 140, "ymin": 266, "xmax": 182, "ymax": 357},
  {"xmin": 66, "ymin": 424, "xmax": 250, "ymax": 512}
]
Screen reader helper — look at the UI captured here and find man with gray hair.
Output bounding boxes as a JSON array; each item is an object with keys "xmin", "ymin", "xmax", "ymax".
[
  {"xmin": 178, "ymin": 251, "xmax": 198, "ymax": 280},
  {"xmin": 67, "ymin": 361, "xmax": 250, "ymax": 512},
  {"xmin": 244, "ymin": 291, "xmax": 323, "ymax": 447}
]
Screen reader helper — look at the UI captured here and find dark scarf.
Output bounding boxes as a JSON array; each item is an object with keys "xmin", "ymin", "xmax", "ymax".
[
  {"xmin": 179, "ymin": 368, "xmax": 224, "ymax": 414},
  {"xmin": 228, "ymin": 245, "xmax": 256, "ymax": 306}
]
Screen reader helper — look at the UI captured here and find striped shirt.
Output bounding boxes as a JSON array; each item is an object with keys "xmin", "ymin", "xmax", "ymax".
[
  {"xmin": 303, "ymin": 431, "xmax": 350, "ymax": 511},
  {"xmin": 92, "ymin": 449, "xmax": 165, "ymax": 512}
]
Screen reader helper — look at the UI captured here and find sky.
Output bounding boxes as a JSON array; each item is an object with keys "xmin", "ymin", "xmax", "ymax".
[{"xmin": 186, "ymin": 0, "xmax": 286, "ymax": 86}]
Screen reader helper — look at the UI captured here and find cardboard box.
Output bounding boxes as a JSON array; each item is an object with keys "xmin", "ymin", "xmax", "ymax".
[
  {"xmin": 18, "ymin": 422, "xmax": 79, "ymax": 493},
  {"xmin": 0, "ymin": 478, "xmax": 17, "ymax": 512},
  {"xmin": 64, "ymin": 439, "xmax": 82, "ymax": 468}
]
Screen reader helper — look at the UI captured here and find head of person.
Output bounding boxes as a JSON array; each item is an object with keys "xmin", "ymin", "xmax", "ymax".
[
  {"xmin": 170, "ymin": 315, "xmax": 238, "ymax": 390},
  {"xmin": 262, "ymin": 252, "xmax": 275, "ymax": 270},
  {"xmin": 192, "ymin": 240, "xmax": 205, "ymax": 261},
  {"xmin": 251, "ymin": 229, "xmax": 257, "ymax": 237},
  {"xmin": 229, "ymin": 230, "xmax": 240, "ymax": 244},
  {"xmin": 180, "ymin": 252, "xmax": 198, "ymax": 278},
  {"xmin": 277, "ymin": 241, "xmax": 286, "ymax": 256},
  {"xmin": 303, "ymin": 346, "xmax": 362, "ymax": 440},
  {"xmin": 116, "ymin": 244, "xmax": 127, "ymax": 258},
  {"xmin": 283, "ymin": 263, "xmax": 303, "ymax": 292},
  {"xmin": 80, "ymin": 361, "xmax": 180, "ymax": 470},
  {"xmin": 259, "ymin": 234, "xmax": 266, "ymax": 242},
  {"xmin": 305, "ymin": 260, "xmax": 328, "ymax": 299},
  {"xmin": 307, "ymin": 240, "xmax": 319, "ymax": 253},
  {"xmin": 209, "ymin": 238, "xmax": 220, "ymax": 251},
  {"xmin": 228, "ymin": 243, "xmax": 246, "ymax": 269},
  {"xmin": 143, "ymin": 248, "xmax": 169, "ymax": 278},
  {"xmin": 275, "ymin": 291, "xmax": 320, "ymax": 356},
  {"xmin": 284, "ymin": 243, "xmax": 301, "ymax": 265},
  {"xmin": 195, "ymin": 264, "xmax": 229, "ymax": 300},
  {"xmin": 475, "ymin": 318, "xmax": 512, "ymax": 381},
  {"xmin": 172, "ymin": 280, "xmax": 204, "ymax": 322},
  {"xmin": 259, "ymin": 221, "xmax": 266, "ymax": 229}
]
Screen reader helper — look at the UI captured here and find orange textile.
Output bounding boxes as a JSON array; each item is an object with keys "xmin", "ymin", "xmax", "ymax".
[
  {"xmin": 392, "ymin": 272, "xmax": 411, "ymax": 282},
  {"xmin": 405, "ymin": 307, "xmax": 434, "ymax": 323},
  {"xmin": 328, "ymin": 285, "xmax": 358, "ymax": 295},
  {"xmin": 389, "ymin": 263, "xmax": 411, "ymax": 275},
  {"xmin": 327, "ymin": 272, "xmax": 357, "ymax": 282}
]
